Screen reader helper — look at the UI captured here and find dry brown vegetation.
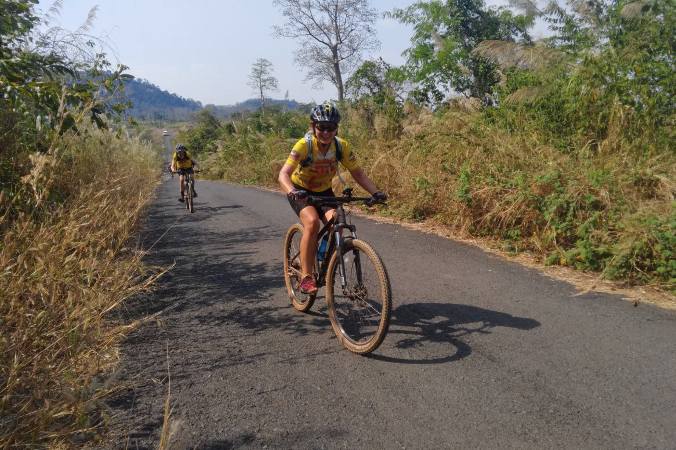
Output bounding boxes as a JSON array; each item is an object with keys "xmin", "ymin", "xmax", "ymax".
[
  {"xmin": 196, "ymin": 102, "xmax": 674, "ymax": 292},
  {"xmin": 0, "ymin": 128, "xmax": 161, "ymax": 447},
  {"xmin": 344, "ymin": 106, "xmax": 674, "ymax": 288}
]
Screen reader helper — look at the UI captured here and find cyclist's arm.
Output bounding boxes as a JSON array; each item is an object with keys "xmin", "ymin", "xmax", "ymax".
[
  {"xmin": 279, "ymin": 141, "xmax": 307, "ymax": 194},
  {"xmin": 348, "ymin": 167, "xmax": 378, "ymax": 196},
  {"xmin": 278, "ymin": 162, "xmax": 296, "ymax": 194},
  {"xmin": 339, "ymin": 142, "xmax": 378, "ymax": 194}
]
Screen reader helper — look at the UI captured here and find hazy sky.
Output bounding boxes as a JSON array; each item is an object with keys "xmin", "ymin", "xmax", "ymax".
[{"xmin": 37, "ymin": 0, "xmax": 532, "ymax": 106}]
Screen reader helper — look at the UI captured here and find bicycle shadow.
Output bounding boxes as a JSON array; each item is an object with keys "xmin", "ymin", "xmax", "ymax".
[
  {"xmin": 142, "ymin": 200, "xmax": 244, "ymax": 226},
  {"xmin": 368, "ymin": 302, "xmax": 540, "ymax": 365}
]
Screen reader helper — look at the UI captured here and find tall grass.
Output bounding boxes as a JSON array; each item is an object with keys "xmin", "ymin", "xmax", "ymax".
[
  {"xmin": 0, "ymin": 127, "xmax": 161, "ymax": 447},
  {"xmin": 199, "ymin": 104, "xmax": 674, "ymax": 290},
  {"xmin": 346, "ymin": 106, "xmax": 674, "ymax": 289}
]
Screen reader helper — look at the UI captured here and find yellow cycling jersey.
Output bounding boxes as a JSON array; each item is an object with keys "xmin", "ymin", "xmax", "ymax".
[
  {"xmin": 285, "ymin": 135, "xmax": 359, "ymax": 192},
  {"xmin": 172, "ymin": 151, "xmax": 194, "ymax": 169}
]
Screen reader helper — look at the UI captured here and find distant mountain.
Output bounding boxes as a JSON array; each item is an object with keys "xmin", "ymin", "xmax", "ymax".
[
  {"xmin": 203, "ymin": 98, "xmax": 306, "ymax": 118},
  {"xmin": 119, "ymin": 77, "xmax": 307, "ymax": 121},
  {"xmin": 122, "ymin": 78, "xmax": 202, "ymax": 121}
]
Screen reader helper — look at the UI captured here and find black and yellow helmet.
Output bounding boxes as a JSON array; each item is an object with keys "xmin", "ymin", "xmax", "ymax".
[{"xmin": 310, "ymin": 101, "xmax": 341, "ymax": 124}]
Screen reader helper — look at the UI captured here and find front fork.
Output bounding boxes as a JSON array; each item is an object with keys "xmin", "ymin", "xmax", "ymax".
[{"xmin": 335, "ymin": 223, "xmax": 360, "ymax": 290}]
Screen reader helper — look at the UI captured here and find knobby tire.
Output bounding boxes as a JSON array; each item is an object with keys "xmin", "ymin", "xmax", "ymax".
[
  {"xmin": 283, "ymin": 223, "xmax": 316, "ymax": 312},
  {"xmin": 326, "ymin": 239, "xmax": 391, "ymax": 354}
]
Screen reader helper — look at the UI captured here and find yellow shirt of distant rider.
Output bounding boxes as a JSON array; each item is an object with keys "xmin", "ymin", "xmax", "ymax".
[{"xmin": 172, "ymin": 150, "xmax": 195, "ymax": 170}]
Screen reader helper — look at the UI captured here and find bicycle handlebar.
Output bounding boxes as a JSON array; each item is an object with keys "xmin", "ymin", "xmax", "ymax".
[{"xmin": 307, "ymin": 195, "xmax": 386, "ymax": 207}]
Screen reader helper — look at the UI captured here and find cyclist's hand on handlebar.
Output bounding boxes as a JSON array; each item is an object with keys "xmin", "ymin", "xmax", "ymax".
[
  {"xmin": 287, "ymin": 188, "xmax": 308, "ymax": 202},
  {"xmin": 373, "ymin": 191, "xmax": 387, "ymax": 202},
  {"xmin": 365, "ymin": 191, "xmax": 387, "ymax": 206}
]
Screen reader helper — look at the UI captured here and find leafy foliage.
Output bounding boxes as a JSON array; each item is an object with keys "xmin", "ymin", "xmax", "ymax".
[
  {"xmin": 387, "ymin": 0, "xmax": 533, "ymax": 104},
  {"xmin": 0, "ymin": 0, "xmax": 132, "ymax": 159},
  {"xmin": 345, "ymin": 58, "xmax": 405, "ymax": 136},
  {"xmin": 481, "ymin": 0, "xmax": 675, "ymax": 150},
  {"xmin": 181, "ymin": 109, "xmax": 223, "ymax": 154}
]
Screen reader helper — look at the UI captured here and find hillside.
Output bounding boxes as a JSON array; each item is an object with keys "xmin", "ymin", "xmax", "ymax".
[
  {"xmin": 121, "ymin": 77, "xmax": 304, "ymax": 121},
  {"xmin": 122, "ymin": 78, "xmax": 202, "ymax": 120}
]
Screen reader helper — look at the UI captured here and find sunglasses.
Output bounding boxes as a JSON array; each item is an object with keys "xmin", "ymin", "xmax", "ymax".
[{"xmin": 316, "ymin": 123, "xmax": 337, "ymax": 132}]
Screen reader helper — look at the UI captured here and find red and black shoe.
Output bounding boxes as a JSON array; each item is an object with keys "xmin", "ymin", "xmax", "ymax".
[{"xmin": 299, "ymin": 276, "xmax": 318, "ymax": 295}]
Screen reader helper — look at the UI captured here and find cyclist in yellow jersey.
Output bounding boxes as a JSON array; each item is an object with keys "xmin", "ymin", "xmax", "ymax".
[
  {"xmin": 170, "ymin": 144, "xmax": 199, "ymax": 202},
  {"xmin": 278, "ymin": 101, "xmax": 387, "ymax": 294}
]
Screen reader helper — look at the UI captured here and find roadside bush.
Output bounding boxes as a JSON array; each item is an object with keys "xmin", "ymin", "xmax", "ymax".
[{"xmin": 0, "ymin": 128, "xmax": 161, "ymax": 447}]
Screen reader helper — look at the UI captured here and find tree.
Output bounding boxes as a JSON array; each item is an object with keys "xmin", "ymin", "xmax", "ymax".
[
  {"xmin": 183, "ymin": 109, "xmax": 222, "ymax": 153},
  {"xmin": 346, "ymin": 58, "xmax": 403, "ymax": 106},
  {"xmin": 388, "ymin": 0, "xmax": 533, "ymax": 105},
  {"xmin": 346, "ymin": 58, "xmax": 405, "ymax": 135},
  {"xmin": 273, "ymin": 0, "xmax": 380, "ymax": 102},
  {"xmin": 247, "ymin": 58, "xmax": 279, "ymax": 107},
  {"xmin": 0, "ymin": 0, "xmax": 131, "ymax": 155},
  {"xmin": 474, "ymin": 0, "xmax": 676, "ymax": 142}
]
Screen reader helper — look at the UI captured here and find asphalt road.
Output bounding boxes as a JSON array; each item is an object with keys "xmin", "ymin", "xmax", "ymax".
[{"xmin": 105, "ymin": 176, "xmax": 676, "ymax": 449}]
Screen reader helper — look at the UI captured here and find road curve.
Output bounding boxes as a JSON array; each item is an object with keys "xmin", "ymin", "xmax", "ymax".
[{"xmin": 105, "ymin": 177, "xmax": 676, "ymax": 449}]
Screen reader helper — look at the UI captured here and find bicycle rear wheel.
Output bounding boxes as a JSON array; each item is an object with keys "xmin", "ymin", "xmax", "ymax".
[
  {"xmin": 326, "ymin": 239, "xmax": 391, "ymax": 354},
  {"xmin": 283, "ymin": 223, "xmax": 316, "ymax": 312}
]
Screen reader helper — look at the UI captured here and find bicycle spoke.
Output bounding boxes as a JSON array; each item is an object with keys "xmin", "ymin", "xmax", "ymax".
[
  {"xmin": 284, "ymin": 223, "xmax": 316, "ymax": 312},
  {"xmin": 329, "ymin": 242, "xmax": 388, "ymax": 347}
]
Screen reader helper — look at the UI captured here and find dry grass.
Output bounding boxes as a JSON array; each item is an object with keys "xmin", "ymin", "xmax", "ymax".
[
  {"xmin": 348, "ymin": 107, "xmax": 674, "ymax": 289},
  {"xmin": 203, "ymin": 103, "xmax": 673, "ymax": 289},
  {"xmin": 0, "ymin": 128, "xmax": 161, "ymax": 447}
]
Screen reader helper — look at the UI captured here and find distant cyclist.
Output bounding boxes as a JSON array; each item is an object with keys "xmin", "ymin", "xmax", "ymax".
[
  {"xmin": 278, "ymin": 101, "xmax": 387, "ymax": 295},
  {"xmin": 170, "ymin": 144, "xmax": 199, "ymax": 202}
]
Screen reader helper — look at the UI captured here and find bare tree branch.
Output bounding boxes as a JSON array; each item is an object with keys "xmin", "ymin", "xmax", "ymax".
[
  {"xmin": 273, "ymin": 0, "xmax": 380, "ymax": 101},
  {"xmin": 247, "ymin": 58, "xmax": 279, "ymax": 107}
]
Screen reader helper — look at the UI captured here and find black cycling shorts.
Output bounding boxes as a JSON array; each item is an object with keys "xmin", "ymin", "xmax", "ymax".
[
  {"xmin": 287, "ymin": 183, "xmax": 336, "ymax": 217},
  {"xmin": 177, "ymin": 168, "xmax": 194, "ymax": 175}
]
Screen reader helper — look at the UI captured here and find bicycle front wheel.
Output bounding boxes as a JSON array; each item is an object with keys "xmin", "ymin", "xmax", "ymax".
[
  {"xmin": 283, "ymin": 223, "xmax": 316, "ymax": 312},
  {"xmin": 186, "ymin": 178, "xmax": 194, "ymax": 213},
  {"xmin": 326, "ymin": 239, "xmax": 391, "ymax": 354}
]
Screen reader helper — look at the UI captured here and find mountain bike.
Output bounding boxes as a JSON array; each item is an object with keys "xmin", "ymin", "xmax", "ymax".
[
  {"xmin": 283, "ymin": 188, "xmax": 392, "ymax": 354},
  {"xmin": 177, "ymin": 169, "xmax": 198, "ymax": 213}
]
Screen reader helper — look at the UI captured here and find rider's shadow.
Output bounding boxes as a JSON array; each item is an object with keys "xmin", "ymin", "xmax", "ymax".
[{"xmin": 369, "ymin": 302, "xmax": 540, "ymax": 364}]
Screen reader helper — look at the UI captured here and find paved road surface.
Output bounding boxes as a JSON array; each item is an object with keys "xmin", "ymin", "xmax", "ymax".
[{"xmin": 106, "ymin": 177, "xmax": 676, "ymax": 449}]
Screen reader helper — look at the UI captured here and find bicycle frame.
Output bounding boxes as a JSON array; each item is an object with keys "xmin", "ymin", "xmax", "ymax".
[
  {"xmin": 309, "ymin": 194, "xmax": 369, "ymax": 290},
  {"xmin": 177, "ymin": 170, "xmax": 194, "ymax": 195},
  {"xmin": 285, "ymin": 189, "xmax": 391, "ymax": 354}
]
